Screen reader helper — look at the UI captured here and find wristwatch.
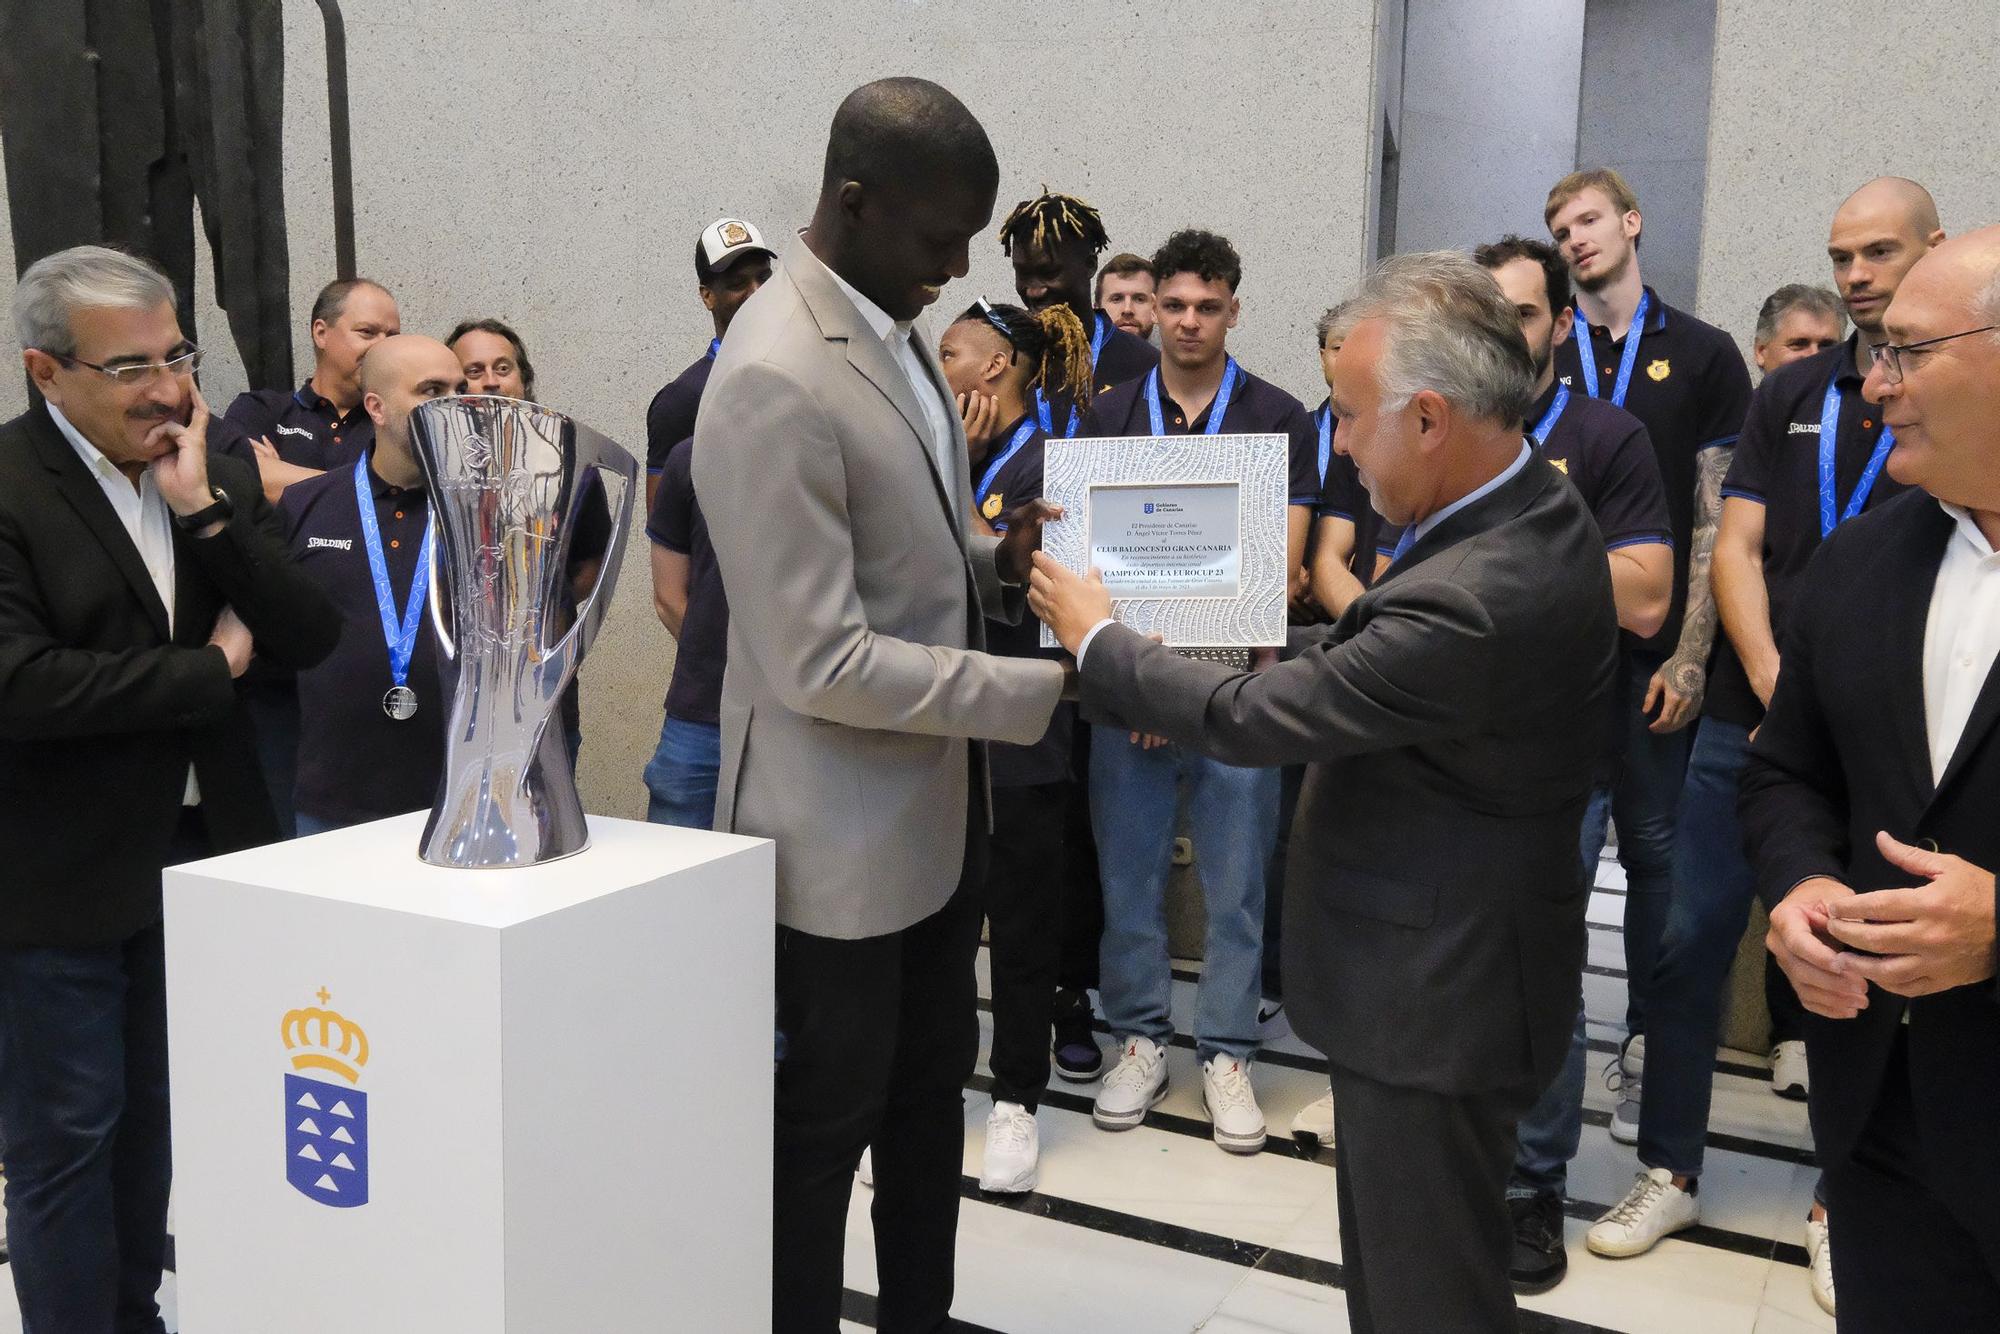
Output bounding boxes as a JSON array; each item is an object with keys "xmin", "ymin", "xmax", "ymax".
[{"xmin": 172, "ymin": 485, "xmax": 234, "ymax": 533}]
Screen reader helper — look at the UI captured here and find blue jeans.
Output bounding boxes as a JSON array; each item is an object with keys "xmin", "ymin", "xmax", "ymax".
[
  {"xmin": 1090, "ymin": 727, "xmax": 1278, "ymax": 1062},
  {"xmin": 1509, "ymin": 809, "xmax": 1605, "ymax": 1199},
  {"xmin": 1592, "ymin": 650, "xmax": 1692, "ymax": 1036},
  {"xmin": 1636, "ymin": 718, "xmax": 1759, "ymax": 1179},
  {"xmin": 294, "ymin": 810, "xmax": 346, "ymax": 837},
  {"xmin": 0, "ymin": 921, "xmax": 173, "ymax": 1334},
  {"xmin": 643, "ymin": 715, "xmax": 721, "ymax": 830}
]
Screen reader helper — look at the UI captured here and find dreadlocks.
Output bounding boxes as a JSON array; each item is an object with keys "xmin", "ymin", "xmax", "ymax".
[
  {"xmin": 998, "ymin": 187, "xmax": 1110, "ymax": 259},
  {"xmin": 957, "ymin": 300, "xmax": 1095, "ymax": 407}
]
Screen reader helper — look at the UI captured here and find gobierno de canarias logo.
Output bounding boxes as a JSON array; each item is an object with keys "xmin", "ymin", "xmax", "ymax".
[{"xmin": 282, "ymin": 991, "xmax": 370, "ymax": 1208}]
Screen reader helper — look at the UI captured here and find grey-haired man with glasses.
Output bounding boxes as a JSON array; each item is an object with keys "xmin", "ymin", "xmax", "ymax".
[{"xmin": 0, "ymin": 244, "xmax": 338, "ymax": 1333}]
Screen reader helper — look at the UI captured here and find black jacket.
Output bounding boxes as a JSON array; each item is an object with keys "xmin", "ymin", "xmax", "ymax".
[
  {"xmin": 1081, "ymin": 453, "xmax": 1618, "ymax": 1096},
  {"xmin": 1740, "ymin": 489, "xmax": 2000, "ymax": 1227},
  {"xmin": 0, "ymin": 403, "xmax": 340, "ymax": 945}
]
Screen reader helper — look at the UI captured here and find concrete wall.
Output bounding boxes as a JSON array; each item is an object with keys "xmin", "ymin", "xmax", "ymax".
[
  {"xmin": 1696, "ymin": 0, "xmax": 2000, "ymax": 351},
  {"xmin": 1391, "ymin": 0, "xmax": 1586, "ymax": 254},
  {"xmin": 1576, "ymin": 0, "xmax": 1719, "ymax": 312},
  {"xmin": 0, "ymin": 1, "xmax": 1380, "ymax": 818}
]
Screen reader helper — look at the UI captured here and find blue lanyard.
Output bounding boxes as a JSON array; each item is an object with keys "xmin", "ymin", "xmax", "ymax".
[
  {"xmin": 705, "ymin": 338, "xmax": 720, "ymax": 360},
  {"xmin": 1817, "ymin": 376, "xmax": 1895, "ymax": 538},
  {"xmin": 1573, "ymin": 291, "xmax": 1650, "ymax": 408},
  {"xmin": 1316, "ymin": 405, "xmax": 1333, "ymax": 487},
  {"xmin": 1034, "ymin": 313, "xmax": 1112, "ymax": 438},
  {"xmin": 352, "ymin": 455, "xmax": 432, "ymax": 689},
  {"xmin": 1530, "ymin": 383, "xmax": 1570, "ymax": 447},
  {"xmin": 976, "ymin": 418, "xmax": 1037, "ymax": 513},
  {"xmin": 1145, "ymin": 357, "xmax": 1240, "ymax": 437}
]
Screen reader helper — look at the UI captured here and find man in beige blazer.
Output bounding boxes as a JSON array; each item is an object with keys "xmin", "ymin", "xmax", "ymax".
[{"xmin": 692, "ymin": 78, "xmax": 1068, "ymax": 1333}]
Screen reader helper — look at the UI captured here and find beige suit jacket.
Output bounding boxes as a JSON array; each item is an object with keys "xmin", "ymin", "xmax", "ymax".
[{"xmin": 692, "ymin": 239, "xmax": 1066, "ymax": 939}]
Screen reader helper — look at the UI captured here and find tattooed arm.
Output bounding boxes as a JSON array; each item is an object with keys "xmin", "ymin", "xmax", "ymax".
[{"xmin": 1646, "ymin": 446, "xmax": 1731, "ymax": 733}]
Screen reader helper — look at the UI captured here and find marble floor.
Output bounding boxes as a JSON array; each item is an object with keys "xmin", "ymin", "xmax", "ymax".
[{"xmin": 0, "ymin": 858, "xmax": 1833, "ymax": 1333}]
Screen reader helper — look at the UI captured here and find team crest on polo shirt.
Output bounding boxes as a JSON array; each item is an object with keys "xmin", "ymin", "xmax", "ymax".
[
  {"xmin": 719, "ymin": 221, "xmax": 751, "ymax": 248},
  {"xmin": 281, "ymin": 992, "xmax": 371, "ymax": 1208},
  {"xmin": 1646, "ymin": 358, "xmax": 1671, "ymax": 382},
  {"xmin": 1548, "ymin": 457, "xmax": 1570, "ymax": 475},
  {"xmin": 982, "ymin": 493, "xmax": 1005, "ymax": 520}
]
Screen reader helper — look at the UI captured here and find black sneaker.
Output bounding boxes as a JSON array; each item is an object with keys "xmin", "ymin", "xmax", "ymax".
[
  {"xmin": 1052, "ymin": 989, "xmax": 1104, "ymax": 1082},
  {"xmin": 1509, "ymin": 1192, "xmax": 1568, "ymax": 1294}
]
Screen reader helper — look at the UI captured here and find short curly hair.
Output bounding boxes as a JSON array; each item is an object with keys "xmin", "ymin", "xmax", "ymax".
[{"xmin": 1151, "ymin": 229, "xmax": 1242, "ymax": 293}]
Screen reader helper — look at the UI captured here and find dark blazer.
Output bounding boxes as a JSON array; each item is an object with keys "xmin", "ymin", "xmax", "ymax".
[
  {"xmin": 1740, "ymin": 489, "xmax": 2000, "ymax": 1232},
  {"xmin": 1080, "ymin": 453, "xmax": 1618, "ymax": 1096},
  {"xmin": 0, "ymin": 403, "xmax": 341, "ymax": 947}
]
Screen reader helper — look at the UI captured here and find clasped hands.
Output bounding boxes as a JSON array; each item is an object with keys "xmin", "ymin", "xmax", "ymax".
[{"xmin": 1768, "ymin": 831, "xmax": 1998, "ymax": 1018}]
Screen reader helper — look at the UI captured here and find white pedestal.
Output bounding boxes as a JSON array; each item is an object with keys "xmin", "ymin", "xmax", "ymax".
[{"xmin": 163, "ymin": 812, "xmax": 774, "ymax": 1333}]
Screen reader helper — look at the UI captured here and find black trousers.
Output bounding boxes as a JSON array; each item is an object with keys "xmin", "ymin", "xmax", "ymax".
[
  {"xmin": 982, "ymin": 782, "xmax": 1065, "ymax": 1110},
  {"xmin": 1261, "ymin": 763, "xmax": 1307, "ymax": 1002},
  {"xmin": 772, "ymin": 871, "xmax": 984, "ymax": 1333},
  {"xmin": 1056, "ymin": 721, "xmax": 1102, "ymax": 993},
  {"xmin": 1823, "ymin": 1029, "xmax": 2000, "ymax": 1332},
  {"xmin": 1329, "ymin": 1061, "xmax": 1536, "ymax": 1334}
]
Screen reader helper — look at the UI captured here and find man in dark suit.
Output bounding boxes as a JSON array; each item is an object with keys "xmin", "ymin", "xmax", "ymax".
[
  {"xmin": 0, "ymin": 245, "xmax": 340, "ymax": 1333},
  {"xmin": 1743, "ymin": 224, "xmax": 2000, "ymax": 1330},
  {"xmin": 1032, "ymin": 251, "xmax": 1619, "ymax": 1332}
]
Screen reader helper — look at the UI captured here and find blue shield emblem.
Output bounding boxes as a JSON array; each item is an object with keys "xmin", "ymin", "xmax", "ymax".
[
  {"xmin": 285, "ymin": 1073, "xmax": 370, "ymax": 1207},
  {"xmin": 1143, "ymin": 502, "xmax": 1156, "ymax": 514}
]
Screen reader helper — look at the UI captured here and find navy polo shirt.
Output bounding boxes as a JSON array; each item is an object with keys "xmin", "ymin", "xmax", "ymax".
[
  {"xmin": 1531, "ymin": 382, "xmax": 1675, "ymax": 553},
  {"xmin": 1706, "ymin": 335, "xmax": 1908, "ymax": 727},
  {"xmin": 974, "ymin": 416, "xmax": 1074, "ymax": 788},
  {"xmin": 225, "ymin": 378, "xmax": 374, "ymax": 472},
  {"xmin": 646, "ymin": 343, "xmax": 717, "ymax": 474},
  {"xmin": 1311, "ymin": 398, "xmax": 1403, "ymax": 585},
  {"xmin": 1552, "ymin": 288, "xmax": 1752, "ymax": 658},
  {"xmin": 647, "ymin": 437, "xmax": 727, "ymax": 726},
  {"xmin": 1037, "ymin": 312, "xmax": 1160, "ymax": 438},
  {"xmin": 281, "ymin": 456, "xmax": 444, "ymax": 826},
  {"xmin": 1084, "ymin": 360, "xmax": 1322, "ymax": 510}
]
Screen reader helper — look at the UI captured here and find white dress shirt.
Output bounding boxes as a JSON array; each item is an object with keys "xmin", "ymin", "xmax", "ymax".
[
  {"xmin": 1922, "ymin": 502, "xmax": 2000, "ymax": 784},
  {"xmin": 49, "ymin": 403, "xmax": 201, "ymax": 805},
  {"xmin": 805, "ymin": 248, "xmax": 961, "ymax": 507}
]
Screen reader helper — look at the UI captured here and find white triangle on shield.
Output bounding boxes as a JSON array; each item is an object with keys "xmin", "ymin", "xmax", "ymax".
[
  {"xmin": 296, "ymin": 1117, "xmax": 323, "ymax": 1136},
  {"xmin": 332, "ymin": 1152, "xmax": 355, "ymax": 1170},
  {"xmin": 296, "ymin": 1091, "xmax": 322, "ymax": 1110},
  {"xmin": 331, "ymin": 1126, "xmax": 355, "ymax": 1145},
  {"xmin": 297, "ymin": 1143, "xmax": 323, "ymax": 1161},
  {"xmin": 314, "ymin": 1174, "xmax": 339, "ymax": 1192},
  {"xmin": 330, "ymin": 1100, "xmax": 354, "ymax": 1119}
]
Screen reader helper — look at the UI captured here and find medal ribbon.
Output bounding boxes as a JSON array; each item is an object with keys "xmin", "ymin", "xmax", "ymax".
[
  {"xmin": 353, "ymin": 454, "xmax": 432, "ymax": 692},
  {"xmin": 1034, "ymin": 312, "xmax": 1112, "ymax": 438},
  {"xmin": 1573, "ymin": 290, "xmax": 1650, "ymax": 408},
  {"xmin": 976, "ymin": 418, "xmax": 1038, "ymax": 524},
  {"xmin": 1817, "ymin": 375, "xmax": 1895, "ymax": 538},
  {"xmin": 1530, "ymin": 383, "xmax": 1570, "ymax": 447},
  {"xmin": 1316, "ymin": 404, "xmax": 1333, "ymax": 487},
  {"xmin": 1145, "ymin": 356, "xmax": 1240, "ymax": 437}
]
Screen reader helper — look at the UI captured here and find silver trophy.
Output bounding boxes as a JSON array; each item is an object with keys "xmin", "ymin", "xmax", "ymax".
[{"xmin": 408, "ymin": 395, "xmax": 637, "ymax": 868}]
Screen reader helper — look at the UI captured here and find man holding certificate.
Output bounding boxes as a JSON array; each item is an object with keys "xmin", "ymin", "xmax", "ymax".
[{"xmin": 1031, "ymin": 252, "xmax": 1619, "ymax": 1332}]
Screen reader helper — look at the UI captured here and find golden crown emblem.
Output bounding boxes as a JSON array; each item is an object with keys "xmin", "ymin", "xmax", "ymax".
[{"xmin": 282, "ymin": 998, "xmax": 370, "ymax": 1085}]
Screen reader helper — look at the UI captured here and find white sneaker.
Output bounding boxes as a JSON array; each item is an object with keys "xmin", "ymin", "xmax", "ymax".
[
  {"xmin": 1806, "ymin": 1214, "xmax": 1836, "ymax": 1315},
  {"xmin": 979, "ymin": 1101, "xmax": 1040, "ymax": 1194},
  {"xmin": 855, "ymin": 1146, "xmax": 874, "ymax": 1189},
  {"xmin": 1586, "ymin": 1168, "xmax": 1699, "ymax": 1257},
  {"xmin": 1093, "ymin": 1036, "xmax": 1169, "ymax": 1130},
  {"xmin": 1291, "ymin": 1089, "xmax": 1335, "ymax": 1146},
  {"xmin": 1622, "ymin": 1033, "xmax": 1646, "ymax": 1078},
  {"xmin": 1201, "ymin": 1055, "xmax": 1267, "ymax": 1153},
  {"xmin": 1256, "ymin": 998, "xmax": 1291, "ymax": 1043},
  {"xmin": 1771, "ymin": 1040, "xmax": 1810, "ymax": 1101}
]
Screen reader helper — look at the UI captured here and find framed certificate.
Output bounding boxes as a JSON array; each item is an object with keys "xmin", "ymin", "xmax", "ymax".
[{"xmin": 1041, "ymin": 433, "xmax": 1290, "ymax": 650}]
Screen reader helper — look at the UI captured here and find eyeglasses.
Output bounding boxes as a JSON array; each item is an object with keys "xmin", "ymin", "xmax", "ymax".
[
  {"xmin": 52, "ymin": 346, "xmax": 202, "ymax": 386},
  {"xmin": 1868, "ymin": 326, "xmax": 1996, "ymax": 385}
]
